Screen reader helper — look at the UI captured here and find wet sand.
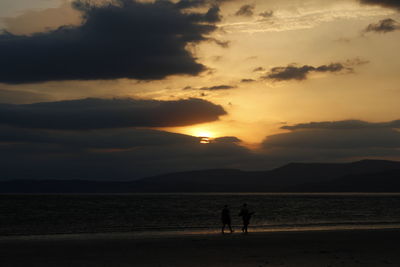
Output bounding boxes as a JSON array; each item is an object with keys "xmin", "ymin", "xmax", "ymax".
[{"xmin": 1, "ymin": 228, "xmax": 400, "ymax": 266}]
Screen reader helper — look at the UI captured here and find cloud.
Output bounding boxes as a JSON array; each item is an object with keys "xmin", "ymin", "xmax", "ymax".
[
  {"xmin": 365, "ymin": 18, "xmax": 400, "ymax": 33},
  {"xmin": 0, "ymin": 127, "xmax": 255, "ymax": 180},
  {"xmin": 259, "ymin": 10, "xmax": 273, "ymax": 18},
  {"xmin": 360, "ymin": 0, "xmax": 400, "ymax": 10},
  {"xmin": 263, "ymin": 59, "xmax": 368, "ymax": 81},
  {"xmin": 263, "ymin": 63, "xmax": 346, "ymax": 81},
  {"xmin": 200, "ymin": 85, "xmax": 237, "ymax": 90},
  {"xmin": 253, "ymin": 67, "xmax": 265, "ymax": 72},
  {"xmin": 211, "ymin": 38, "xmax": 230, "ymax": 48},
  {"xmin": 235, "ymin": 4, "xmax": 255, "ymax": 17},
  {"xmin": 0, "ymin": 98, "xmax": 227, "ymax": 129},
  {"xmin": 175, "ymin": 0, "xmax": 211, "ymax": 9},
  {"xmin": 0, "ymin": 0, "xmax": 223, "ymax": 84},
  {"xmin": 264, "ymin": 127, "xmax": 400, "ymax": 149},
  {"xmin": 240, "ymin": 79, "xmax": 256, "ymax": 83},
  {"xmin": 2, "ymin": 125, "xmax": 209, "ymax": 150},
  {"xmin": 281, "ymin": 119, "xmax": 400, "ymax": 130},
  {"xmin": 175, "ymin": 0, "xmax": 233, "ymax": 9},
  {"xmin": 0, "ymin": 126, "xmax": 198, "ymax": 149},
  {"xmin": 261, "ymin": 119, "xmax": 400, "ymax": 163}
]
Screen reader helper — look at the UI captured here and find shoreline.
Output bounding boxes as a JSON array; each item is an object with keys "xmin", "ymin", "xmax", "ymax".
[
  {"xmin": 1, "ymin": 228, "xmax": 400, "ymax": 266},
  {"xmin": 1, "ymin": 221, "xmax": 400, "ymax": 240}
]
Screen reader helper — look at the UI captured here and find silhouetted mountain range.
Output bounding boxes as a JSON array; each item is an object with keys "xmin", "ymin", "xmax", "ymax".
[{"xmin": 1, "ymin": 159, "xmax": 400, "ymax": 193}]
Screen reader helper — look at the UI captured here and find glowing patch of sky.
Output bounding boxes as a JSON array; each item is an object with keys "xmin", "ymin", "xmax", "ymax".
[
  {"xmin": 1, "ymin": 0, "xmax": 400, "ymax": 145},
  {"xmin": 0, "ymin": 0, "xmax": 64, "ymax": 29}
]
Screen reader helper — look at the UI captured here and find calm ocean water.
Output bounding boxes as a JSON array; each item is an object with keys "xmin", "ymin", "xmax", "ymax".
[{"xmin": 1, "ymin": 193, "xmax": 400, "ymax": 236}]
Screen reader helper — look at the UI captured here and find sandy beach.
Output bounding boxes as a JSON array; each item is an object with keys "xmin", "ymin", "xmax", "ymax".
[{"xmin": 1, "ymin": 228, "xmax": 400, "ymax": 266}]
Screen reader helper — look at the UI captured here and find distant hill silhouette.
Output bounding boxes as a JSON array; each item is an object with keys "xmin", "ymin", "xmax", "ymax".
[{"xmin": 1, "ymin": 159, "xmax": 400, "ymax": 193}]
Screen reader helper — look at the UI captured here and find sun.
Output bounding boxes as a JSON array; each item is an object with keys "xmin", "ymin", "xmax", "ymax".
[
  {"xmin": 163, "ymin": 126, "xmax": 218, "ymax": 144},
  {"xmin": 196, "ymin": 131, "xmax": 213, "ymax": 138},
  {"xmin": 194, "ymin": 130, "xmax": 214, "ymax": 144},
  {"xmin": 199, "ymin": 137, "xmax": 211, "ymax": 144}
]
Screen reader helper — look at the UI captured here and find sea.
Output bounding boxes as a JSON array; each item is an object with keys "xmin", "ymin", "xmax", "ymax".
[{"xmin": 1, "ymin": 193, "xmax": 400, "ymax": 236}]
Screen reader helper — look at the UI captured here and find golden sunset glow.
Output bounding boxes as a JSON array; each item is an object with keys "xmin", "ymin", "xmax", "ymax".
[
  {"xmin": 171, "ymin": 125, "xmax": 218, "ymax": 139},
  {"xmin": 2, "ymin": 3, "xmax": 400, "ymax": 256},
  {"xmin": 3, "ymin": 0, "xmax": 400, "ymax": 146},
  {"xmin": 196, "ymin": 131, "xmax": 213, "ymax": 138},
  {"xmin": 1, "ymin": 0, "xmax": 400, "ymax": 179}
]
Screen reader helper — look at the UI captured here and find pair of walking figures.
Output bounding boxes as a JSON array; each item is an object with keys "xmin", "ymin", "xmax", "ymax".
[{"xmin": 221, "ymin": 203, "xmax": 254, "ymax": 234}]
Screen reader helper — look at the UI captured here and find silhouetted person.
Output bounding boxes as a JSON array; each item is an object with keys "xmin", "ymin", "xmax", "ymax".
[
  {"xmin": 221, "ymin": 205, "xmax": 233, "ymax": 234},
  {"xmin": 238, "ymin": 203, "xmax": 254, "ymax": 234}
]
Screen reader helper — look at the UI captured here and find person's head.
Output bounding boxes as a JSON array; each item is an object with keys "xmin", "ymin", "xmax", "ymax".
[
  {"xmin": 224, "ymin": 205, "xmax": 228, "ymax": 208},
  {"xmin": 243, "ymin": 203, "xmax": 247, "ymax": 207}
]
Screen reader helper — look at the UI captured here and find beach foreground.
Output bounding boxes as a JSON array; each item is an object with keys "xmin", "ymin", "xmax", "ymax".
[{"xmin": 1, "ymin": 228, "xmax": 400, "ymax": 267}]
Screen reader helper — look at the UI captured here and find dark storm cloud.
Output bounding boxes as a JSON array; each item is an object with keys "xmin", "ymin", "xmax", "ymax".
[
  {"xmin": 263, "ymin": 63, "xmax": 347, "ymax": 81},
  {"xmin": 200, "ymin": 85, "xmax": 237, "ymax": 90},
  {"xmin": 281, "ymin": 120, "xmax": 400, "ymax": 130},
  {"xmin": 365, "ymin": 18, "xmax": 400, "ymax": 33},
  {"xmin": 235, "ymin": 4, "xmax": 255, "ymax": 17},
  {"xmin": 0, "ymin": 98, "xmax": 227, "ymax": 129},
  {"xmin": 360, "ymin": 0, "xmax": 400, "ymax": 10},
  {"xmin": 0, "ymin": 0, "xmax": 223, "ymax": 84}
]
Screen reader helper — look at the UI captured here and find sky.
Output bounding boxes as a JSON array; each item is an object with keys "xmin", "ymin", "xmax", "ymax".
[{"xmin": 0, "ymin": 0, "xmax": 400, "ymax": 180}]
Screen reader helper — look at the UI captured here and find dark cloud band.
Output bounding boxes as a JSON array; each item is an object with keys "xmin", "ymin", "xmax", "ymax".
[
  {"xmin": 200, "ymin": 85, "xmax": 236, "ymax": 90},
  {"xmin": 0, "ymin": 98, "xmax": 227, "ymax": 129},
  {"xmin": 264, "ymin": 63, "xmax": 346, "ymax": 81},
  {"xmin": 281, "ymin": 120, "xmax": 400, "ymax": 130},
  {"xmin": 1, "ymin": 118, "xmax": 400, "ymax": 180},
  {"xmin": 360, "ymin": 0, "xmax": 400, "ymax": 10},
  {"xmin": 262, "ymin": 59, "xmax": 368, "ymax": 81}
]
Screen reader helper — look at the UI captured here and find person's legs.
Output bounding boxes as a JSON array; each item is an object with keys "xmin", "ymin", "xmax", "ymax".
[
  {"xmin": 222, "ymin": 223, "xmax": 226, "ymax": 234},
  {"xmin": 243, "ymin": 222, "xmax": 249, "ymax": 233},
  {"xmin": 228, "ymin": 223, "xmax": 233, "ymax": 233}
]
